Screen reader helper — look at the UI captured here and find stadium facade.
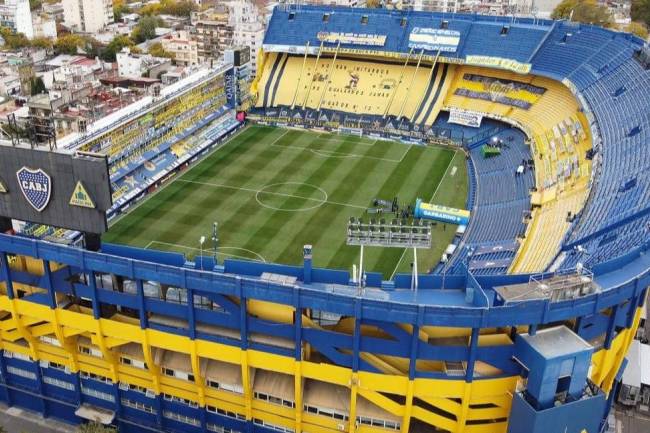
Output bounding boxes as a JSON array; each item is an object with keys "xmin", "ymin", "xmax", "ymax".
[{"xmin": 0, "ymin": 6, "xmax": 649, "ymax": 433}]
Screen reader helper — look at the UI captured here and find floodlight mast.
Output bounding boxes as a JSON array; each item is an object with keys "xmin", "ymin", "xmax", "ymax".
[{"xmin": 346, "ymin": 217, "xmax": 432, "ymax": 293}]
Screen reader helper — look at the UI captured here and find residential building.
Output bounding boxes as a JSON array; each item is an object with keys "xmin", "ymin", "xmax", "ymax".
[
  {"xmin": 0, "ymin": 0, "xmax": 34, "ymax": 38},
  {"xmin": 31, "ymin": 14, "xmax": 58, "ymax": 39},
  {"xmin": 191, "ymin": 4, "xmax": 233, "ymax": 64},
  {"xmin": 161, "ymin": 30, "xmax": 200, "ymax": 66},
  {"xmin": 43, "ymin": 2, "xmax": 65, "ymax": 21},
  {"xmin": 230, "ymin": 0, "xmax": 265, "ymax": 72},
  {"xmin": 62, "ymin": 0, "xmax": 114, "ymax": 33},
  {"xmin": 116, "ymin": 48, "xmax": 173, "ymax": 78}
]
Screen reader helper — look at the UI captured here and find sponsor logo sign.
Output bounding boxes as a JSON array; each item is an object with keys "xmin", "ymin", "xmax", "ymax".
[
  {"xmin": 317, "ymin": 32, "xmax": 386, "ymax": 47},
  {"xmin": 16, "ymin": 167, "xmax": 51, "ymax": 212},
  {"xmin": 69, "ymin": 181, "xmax": 96, "ymax": 209},
  {"xmin": 408, "ymin": 28, "xmax": 460, "ymax": 52}
]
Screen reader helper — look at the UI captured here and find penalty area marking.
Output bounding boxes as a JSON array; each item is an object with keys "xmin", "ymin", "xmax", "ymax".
[{"xmin": 145, "ymin": 240, "xmax": 267, "ymax": 262}]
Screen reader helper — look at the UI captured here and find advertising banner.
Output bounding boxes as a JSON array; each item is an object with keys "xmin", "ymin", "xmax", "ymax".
[
  {"xmin": 448, "ymin": 108, "xmax": 483, "ymax": 128},
  {"xmin": 408, "ymin": 28, "xmax": 461, "ymax": 52}
]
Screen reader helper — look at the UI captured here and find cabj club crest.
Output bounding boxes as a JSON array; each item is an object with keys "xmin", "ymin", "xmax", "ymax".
[{"xmin": 16, "ymin": 166, "xmax": 52, "ymax": 212}]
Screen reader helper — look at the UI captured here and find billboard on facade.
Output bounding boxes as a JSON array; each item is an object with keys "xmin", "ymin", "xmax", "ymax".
[{"xmin": 0, "ymin": 145, "xmax": 112, "ymax": 233}]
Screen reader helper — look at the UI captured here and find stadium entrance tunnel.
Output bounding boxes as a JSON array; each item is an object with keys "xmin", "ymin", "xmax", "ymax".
[{"xmin": 255, "ymin": 181, "xmax": 328, "ymax": 211}]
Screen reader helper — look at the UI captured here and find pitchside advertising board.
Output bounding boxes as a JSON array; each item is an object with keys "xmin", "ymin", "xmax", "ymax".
[{"xmin": 0, "ymin": 145, "xmax": 112, "ymax": 233}]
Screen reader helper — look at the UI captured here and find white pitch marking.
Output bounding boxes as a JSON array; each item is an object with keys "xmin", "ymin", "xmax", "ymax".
[
  {"xmin": 255, "ymin": 181, "xmax": 328, "ymax": 212},
  {"xmin": 271, "ymin": 142, "xmax": 406, "ymax": 163},
  {"xmin": 148, "ymin": 241, "xmax": 267, "ymax": 262},
  {"xmin": 176, "ymin": 179, "xmax": 368, "ymax": 210},
  {"xmin": 389, "ymin": 149, "xmax": 460, "ymax": 279}
]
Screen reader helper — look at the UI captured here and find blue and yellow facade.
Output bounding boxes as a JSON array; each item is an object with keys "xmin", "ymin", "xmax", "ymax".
[{"xmin": 0, "ymin": 234, "xmax": 647, "ymax": 433}]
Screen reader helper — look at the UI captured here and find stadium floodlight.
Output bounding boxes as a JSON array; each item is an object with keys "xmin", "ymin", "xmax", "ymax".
[
  {"xmin": 212, "ymin": 222, "xmax": 219, "ymax": 263},
  {"xmin": 346, "ymin": 217, "xmax": 432, "ymax": 292},
  {"xmin": 199, "ymin": 236, "xmax": 206, "ymax": 270}
]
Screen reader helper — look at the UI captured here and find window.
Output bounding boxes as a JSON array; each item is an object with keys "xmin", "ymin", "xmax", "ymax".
[
  {"xmin": 500, "ymin": 25, "xmax": 510, "ymax": 36},
  {"xmin": 6, "ymin": 366, "xmax": 37, "ymax": 380},
  {"xmin": 163, "ymin": 394, "xmax": 199, "ymax": 408},
  {"xmin": 80, "ymin": 372, "xmax": 112, "ymax": 384},
  {"xmin": 323, "ymin": 13, "xmax": 330, "ymax": 23},
  {"xmin": 207, "ymin": 424, "xmax": 241, "ymax": 433},
  {"xmin": 361, "ymin": 15, "xmax": 368, "ymax": 25},
  {"xmin": 41, "ymin": 361, "xmax": 66, "ymax": 371},
  {"xmin": 441, "ymin": 20, "xmax": 449, "ymax": 30},
  {"xmin": 40, "ymin": 336, "xmax": 62, "ymax": 347},
  {"xmin": 207, "ymin": 406, "xmax": 245, "ymax": 420},
  {"xmin": 44, "ymin": 376, "xmax": 75, "ymax": 391},
  {"xmin": 120, "ymin": 357, "xmax": 146, "ymax": 369},
  {"xmin": 82, "ymin": 386, "xmax": 115, "ymax": 403},
  {"xmin": 163, "ymin": 411, "xmax": 200, "ymax": 426},
  {"xmin": 4, "ymin": 351, "xmax": 31, "ymax": 361},
  {"xmin": 79, "ymin": 345, "xmax": 102, "ymax": 357},
  {"xmin": 121, "ymin": 398, "xmax": 156, "ymax": 414}
]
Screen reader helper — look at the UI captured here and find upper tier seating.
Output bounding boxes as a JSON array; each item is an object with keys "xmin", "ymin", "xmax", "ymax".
[
  {"xmin": 443, "ymin": 65, "xmax": 592, "ymax": 273},
  {"xmin": 556, "ymin": 57, "xmax": 650, "ymax": 267}
]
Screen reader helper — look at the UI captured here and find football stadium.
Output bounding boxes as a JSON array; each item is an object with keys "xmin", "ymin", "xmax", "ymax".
[{"xmin": 0, "ymin": 5, "xmax": 649, "ymax": 433}]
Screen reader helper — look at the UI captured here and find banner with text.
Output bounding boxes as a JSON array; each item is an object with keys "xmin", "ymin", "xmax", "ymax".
[
  {"xmin": 448, "ymin": 108, "xmax": 483, "ymax": 128},
  {"xmin": 408, "ymin": 28, "xmax": 461, "ymax": 52}
]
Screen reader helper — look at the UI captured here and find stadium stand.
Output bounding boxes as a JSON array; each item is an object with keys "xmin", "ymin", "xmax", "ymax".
[
  {"xmin": 451, "ymin": 129, "xmax": 533, "ymax": 275},
  {"xmin": 256, "ymin": 53, "xmax": 453, "ymax": 126},
  {"xmin": 21, "ymin": 66, "xmax": 242, "ymax": 243},
  {"xmin": 1, "ymin": 8, "xmax": 649, "ymax": 433},
  {"xmin": 253, "ymin": 5, "xmax": 647, "ymax": 277}
]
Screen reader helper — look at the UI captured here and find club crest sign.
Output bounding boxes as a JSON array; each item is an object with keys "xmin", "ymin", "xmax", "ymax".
[{"xmin": 16, "ymin": 167, "xmax": 52, "ymax": 212}]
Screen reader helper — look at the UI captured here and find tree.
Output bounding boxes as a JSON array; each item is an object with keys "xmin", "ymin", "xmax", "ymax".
[
  {"xmin": 148, "ymin": 42, "xmax": 174, "ymax": 59},
  {"xmin": 77, "ymin": 423, "xmax": 118, "ymax": 433},
  {"xmin": 30, "ymin": 76, "xmax": 47, "ymax": 95},
  {"xmin": 0, "ymin": 27, "xmax": 31, "ymax": 49},
  {"xmin": 137, "ymin": 0, "xmax": 196, "ymax": 18},
  {"xmin": 131, "ymin": 15, "xmax": 161, "ymax": 43},
  {"xmin": 625, "ymin": 21, "xmax": 649, "ymax": 39},
  {"xmin": 102, "ymin": 35, "xmax": 135, "ymax": 61},
  {"xmin": 31, "ymin": 36, "xmax": 54, "ymax": 50},
  {"xmin": 551, "ymin": 0, "xmax": 613, "ymax": 27},
  {"xmin": 632, "ymin": 0, "xmax": 650, "ymax": 28},
  {"xmin": 55, "ymin": 34, "xmax": 87, "ymax": 54},
  {"xmin": 113, "ymin": 0, "xmax": 131, "ymax": 22},
  {"xmin": 366, "ymin": 0, "xmax": 382, "ymax": 7},
  {"xmin": 29, "ymin": 0, "xmax": 42, "ymax": 10}
]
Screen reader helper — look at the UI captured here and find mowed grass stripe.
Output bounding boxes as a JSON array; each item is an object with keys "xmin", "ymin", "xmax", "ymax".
[
  {"xmin": 134, "ymin": 128, "xmax": 288, "ymax": 246},
  {"xmin": 324, "ymin": 146, "xmax": 454, "ymax": 273},
  {"xmin": 368, "ymin": 148, "xmax": 455, "ymax": 275},
  {"xmin": 209, "ymin": 130, "xmax": 341, "ymax": 254},
  {"xmin": 237, "ymin": 132, "xmax": 374, "ymax": 263},
  {"xmin": 270, "ymin": 133, "xmax": 398, "ymax": 266},
  {"xmin": 103, "ymin": 125, "xmax": 468, "ymax": 277},
  {"xmin": 106, "ymin": 126, "xmax": 276, "ymax": 248},
  {"xmin": 105, "ymin": 126, "xmax": 268, "ymax": 245}
]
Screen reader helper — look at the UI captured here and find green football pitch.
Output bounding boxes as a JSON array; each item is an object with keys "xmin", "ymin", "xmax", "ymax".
[{"xmin": 104, "ymin": 125, "xmax": 468, "ymax": 278}]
